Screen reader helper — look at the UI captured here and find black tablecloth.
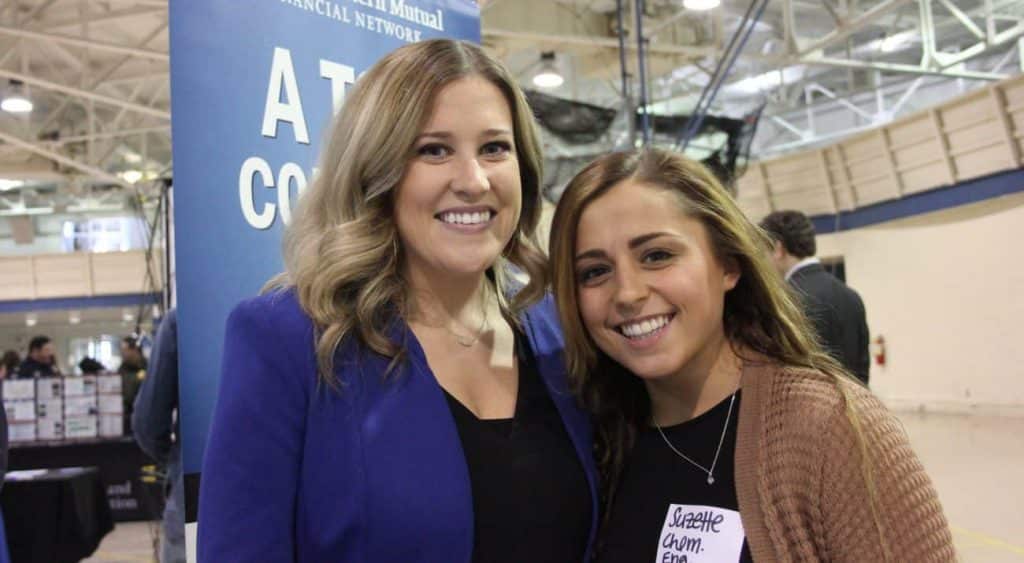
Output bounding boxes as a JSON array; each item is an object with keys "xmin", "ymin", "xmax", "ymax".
[
  {"xmin": 9, "ymin": 438, "xmax": 161, "ymax": 522},
  {"xmin": 1, "ymin": 467, "xmax": 114, "ymax": 563}
]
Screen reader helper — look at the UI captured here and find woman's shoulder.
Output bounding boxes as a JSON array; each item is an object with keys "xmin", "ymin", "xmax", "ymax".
[
  {"xmin": 232, "ymin": 287, "xmax": 309, "ymax": 323},
  {"xmin": 227, "ymin": 287, "xmax": 316, "ymax": 348},
  {"xmin": 746, "ymin": 361, "xmax": 869, "ymax": 418},
  {"xmin": 746, "ymin": 360, "xmax": 894, "ymax": 442}
]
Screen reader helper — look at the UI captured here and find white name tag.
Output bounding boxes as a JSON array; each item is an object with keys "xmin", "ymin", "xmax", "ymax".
[{"xmin": 655, "ymin": 504, "xmax": 745, "ymax": 563}]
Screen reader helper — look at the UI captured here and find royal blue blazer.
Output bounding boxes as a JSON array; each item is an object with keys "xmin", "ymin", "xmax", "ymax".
[{"xmin": 198, "ymin": 289, "xmax": 598, "ymax": 562}]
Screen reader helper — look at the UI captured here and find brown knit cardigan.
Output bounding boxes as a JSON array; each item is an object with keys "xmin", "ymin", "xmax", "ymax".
[{"xmin": 734, "ymin": 361, "xmax": 956, "ymax": 562}]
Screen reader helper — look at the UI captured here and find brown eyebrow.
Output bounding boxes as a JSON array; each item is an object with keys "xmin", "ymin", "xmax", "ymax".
[
  {"xmin": 416, "ymin": 128, "xmax": 513, "ymax": 141},
  {"xmin": 574, "ymin": 249, "xmax": 608, "ymax": 263},
  {"xmin": 628, "ymin": 232, "xmax": 672, "ymax": 249},
  {"xmin": 574, "ymin": 232, "xmax": 674, "ymax": 263}
]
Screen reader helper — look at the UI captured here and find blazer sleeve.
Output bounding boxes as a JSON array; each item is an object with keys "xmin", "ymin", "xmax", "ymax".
[
  {"xmin": 132, "ymin": 309, "xmax": 178, "ymax": 464},
  {"xmin": 819, "ymin": 384, "xmax": 955, "ymax": 561},
  {"xmin": 198, "ymin": 298, "xmax": 312, "ymax": 562}
]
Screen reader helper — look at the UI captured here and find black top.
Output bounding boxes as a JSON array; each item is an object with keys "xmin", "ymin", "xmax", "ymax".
[
  {"xmin": 598, "ymin": 392, "xmax": 752, "ymax": 563},
  {"xmin": 16, "ymin": 358, "xmax": 57, "ymax": 379},
  {"xmin": 443, "ymin": 333, "xmax": 591, "ymax": 563}
]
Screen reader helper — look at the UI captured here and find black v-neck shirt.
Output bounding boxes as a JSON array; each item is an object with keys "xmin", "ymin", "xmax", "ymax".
[
  {"xmin": 598, "ymin": 392, "xmax": 753, "ymax": 563},
  {"xmin": 443, "ymin": 333, "xmax": 592, "ymax": 563}
]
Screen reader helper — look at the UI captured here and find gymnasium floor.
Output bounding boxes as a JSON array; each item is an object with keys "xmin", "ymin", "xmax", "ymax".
[{"xmin": 84, "ymin": 411, "xmax": 1024, "ymax": 562}]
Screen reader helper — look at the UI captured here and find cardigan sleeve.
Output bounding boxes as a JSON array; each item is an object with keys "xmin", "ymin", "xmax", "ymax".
[
  {"xmin": 198, "ymin": 296, "xmax": 313, "ymax": 562},
  {"xmin": 819, "ymin": 382, "xmax": 956, "ymax": 562}
]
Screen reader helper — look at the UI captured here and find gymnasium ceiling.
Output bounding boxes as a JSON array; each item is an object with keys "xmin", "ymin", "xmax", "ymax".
[{"xmin": 0, "ymin": 0, "xmax": 1020, "ymax": 223}]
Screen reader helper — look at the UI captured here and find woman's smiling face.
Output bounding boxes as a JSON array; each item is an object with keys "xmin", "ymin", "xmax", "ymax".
[
  {"xmin": 573, "ymin": 179, "xmax": 739, "ymax": 383},
  {"xmin": 394, "ymin": 75, "xmax": 522, "ymax": 283}
]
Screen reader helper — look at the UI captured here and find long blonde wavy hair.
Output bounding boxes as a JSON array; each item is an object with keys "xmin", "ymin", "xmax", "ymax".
[
  {"xmin": 548, "ymin": 148, "xmax": 881, "ymax": 545},
  {"xmin": 269, "ymin": 40, "xmax": 548, "ymax": 385}
]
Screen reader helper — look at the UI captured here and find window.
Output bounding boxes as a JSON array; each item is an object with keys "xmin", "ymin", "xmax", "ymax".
[
  {"xmin": 61, "ymin": 217, "xmax": 149, "ymax": 253},
  {"xmin": 67, "ymin": 335, "xmax": 122, "ymax": 374}
]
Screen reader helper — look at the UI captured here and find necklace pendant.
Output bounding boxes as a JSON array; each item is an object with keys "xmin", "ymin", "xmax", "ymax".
[{"xmin": 707, "ymin": 475, "xmax": 715, "ymax": 485}]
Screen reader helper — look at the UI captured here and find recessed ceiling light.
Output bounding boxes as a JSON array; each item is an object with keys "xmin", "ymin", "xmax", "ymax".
[
  {"xmin": 0, "ymin": 179, "xmax": 24, "ymax": 191},
  {"xmin": 1, "ymin": 96, "xmax": 32, "ymax": 113},
  {"xmin": 684, "ymin": 0, "xmax": 721, "ymax": 10},
  {"xmin": 120, "ymin": 170, "xmax": 143, "ymax": 184}
]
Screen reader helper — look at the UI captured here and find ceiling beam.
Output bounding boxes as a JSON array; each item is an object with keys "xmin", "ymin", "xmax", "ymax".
[
  {"xmin": 799, "ymin": 55, "xmax": 1009, "ymax": 80},
  {"xmin": 0, "ymin": 68, "xmax": 170, "ymax": 119},
  {"xmin": 51, "ymin": 125, "xmax": 171, "ymax": 144},
  {"xmin": 796, "ymin": 0, "xmax": 915, "ymax": 57},
  {"xmin": 31, "ymin": 21, "xmax": 170, "ymax": 136},
  {"xmin": 0, "ymin": 25, "xmax": 169, "ymax": 62},
  {"xmin": 484, "ymin": 28, "xmax": 720, "ymax": 58},
  {"xmin": 0, "ymin": 130, "xmax": 127, "ymax": 186},
  {"xmin": 33, "ymin": 6, "xmax": 167, "ymax": 31}
]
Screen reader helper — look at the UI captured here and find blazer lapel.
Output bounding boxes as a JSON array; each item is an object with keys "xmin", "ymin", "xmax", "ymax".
[{"xmin": 355, "ymin": 325, "xmax": 474, "ymax": 562}]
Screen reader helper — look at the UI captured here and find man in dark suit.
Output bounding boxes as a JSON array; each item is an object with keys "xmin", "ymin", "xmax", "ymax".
[
  {"xmin": 760, "ymin": 211, "xmax": 871, "ymax": 385},
  {"xmin": 16, "ymin": 336, "xmax": 58, "ymax": 379}
]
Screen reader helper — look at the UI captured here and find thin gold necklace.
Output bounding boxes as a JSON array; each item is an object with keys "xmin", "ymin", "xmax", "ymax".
[{"xmin": 446, "ymin": 303, "xmax": 489, "ymax": 347}]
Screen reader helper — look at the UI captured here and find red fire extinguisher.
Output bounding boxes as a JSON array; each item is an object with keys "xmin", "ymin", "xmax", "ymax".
[{"xmin": 872, "ymin": 335, "xmax": 886, "ymax": 367}]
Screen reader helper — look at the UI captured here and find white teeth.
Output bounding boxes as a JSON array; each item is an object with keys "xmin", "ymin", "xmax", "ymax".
[
  {"xmin": 440, "ymin": 211, "xmax": 490, "ymax": 225},
  {"xmin": 620, "ymin": 315, "xmax": 671, "ymax": 339}
]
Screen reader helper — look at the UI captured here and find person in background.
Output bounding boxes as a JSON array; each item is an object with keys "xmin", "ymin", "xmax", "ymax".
[
  {"xmin": 17, "ymin": 336, "xmax": 58, "ymax": 378},
  {"xmin": 0, "ymin": 351, "xmax": 19, "ymax": 380},
  {"xmin": 0, "ymin": 396, "xmax": 7, "ymax": 563},
  {"xmin": 133, "ymin": 309, "xmax": 184, "ymax": 563},
  {"xmin": 118, "ymin": 336, "xmax": 147, "ymax": 433},
  {"xmin": 549, "ymin": 149, "xmax": 953, "ymax": 561},
  {"xmin": 78, "ymin": 357, "xmax": 106, "ymax": 376},
  {"xmin": 759, "ymin": 210, "xmax": 870, "ymax": 385}
]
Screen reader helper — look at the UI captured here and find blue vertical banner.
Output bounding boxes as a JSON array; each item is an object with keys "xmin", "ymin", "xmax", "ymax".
[{"xmin": 169, "ymin": 0, "xmax": 480, "ymax": 519}]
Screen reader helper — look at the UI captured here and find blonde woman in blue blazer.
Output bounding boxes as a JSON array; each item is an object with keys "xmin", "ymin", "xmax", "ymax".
[{"xmin": 198, "ymin": 40, "xmax": 598, "ymax": 562}]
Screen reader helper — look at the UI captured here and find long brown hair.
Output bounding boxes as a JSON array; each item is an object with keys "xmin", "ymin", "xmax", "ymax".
[
  {"xmin": 268, "ymin": 39, "xmax": 548, "ymax": 385},
  {"xmin": 549, "ymin": 148, "xmax": 871, "ymax": 521}
]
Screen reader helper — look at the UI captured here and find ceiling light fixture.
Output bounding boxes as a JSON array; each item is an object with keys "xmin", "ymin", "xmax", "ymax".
[
  {"xmin": 120, "ymin": 170, "xmax": 143, "ymax": 184},
  {"xmin": 25, "ymin": 314, "xmax": 37, "ymax": 327},
  {"xmin": 879, "ymin": 34, "xmax": 908, "ymax": 53},
  {"xmin": 69, "ymin": 311, "xmax": 81, "ymax": 325},
  {"xmin": 532, "ymin": 52, "xmax": 564, "ymax": 89},
  {"xmin": 684, "ymin": 0, "xmax": 721, "ymax": 10},
  {"xmin": 0, "ymin": 179, "xmax": 24, "ymax": 191},
  {"xmin": 1, "ymin": 80, "xmax": 33, "ymax": 114}
]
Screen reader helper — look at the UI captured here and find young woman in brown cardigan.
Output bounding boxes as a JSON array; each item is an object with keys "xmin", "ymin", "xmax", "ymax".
[{"xmin": 549, "ymin": 148, "xmax": 955, "ymax": 562}]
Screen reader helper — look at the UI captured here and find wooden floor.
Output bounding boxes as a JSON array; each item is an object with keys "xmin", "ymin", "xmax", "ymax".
[{"xmin": 83, "ymin": 521, "xmax": 159, "ymax": 563}]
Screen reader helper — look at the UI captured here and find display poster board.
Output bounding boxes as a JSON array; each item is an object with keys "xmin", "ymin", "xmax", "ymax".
[{"xmin": 169, "ymin": 1, "xmax": 480, "ymax": 556}]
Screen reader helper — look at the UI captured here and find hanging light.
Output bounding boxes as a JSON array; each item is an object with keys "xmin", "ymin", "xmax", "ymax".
[
  {"xmin": 1, "ymin": 80, "xmax": 33, "ymax": 114},
  {"xmin": 684, "ymin": 0, "xmax": 721, "ymax": 10},
  {"xmin": 532, "ymin": 52, "xmax": 564, "ymax": 89},
  {"xmin": 120, "ymin": 170, "xmax": 143, "ymax": 184}
]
